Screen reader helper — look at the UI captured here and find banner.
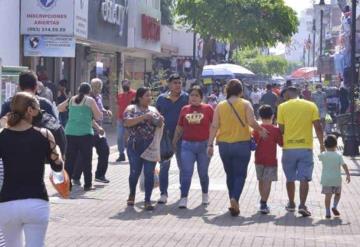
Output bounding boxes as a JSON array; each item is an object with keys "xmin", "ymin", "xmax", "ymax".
[
  {"xmin": 24, "ymin": 35, "xmax": 75, "ymax": 57},
  {"xmin": 21, "ymin": 0, "xmax": 74, "ymax": 35}
]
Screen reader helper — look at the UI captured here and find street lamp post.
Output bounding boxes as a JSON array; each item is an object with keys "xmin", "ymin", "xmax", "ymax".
[
  {"xmin": 344, "ymin": 0, "xmax": 359, "ymax": 156},
  {"xmin": 319, "ymin": 0, "xmax": 325, "ymax": 84}
]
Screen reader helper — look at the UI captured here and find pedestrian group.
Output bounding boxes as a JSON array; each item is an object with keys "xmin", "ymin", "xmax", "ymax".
[{"xmin": 0, "ymin": 71, "xmax": 352, "ymax": 247}]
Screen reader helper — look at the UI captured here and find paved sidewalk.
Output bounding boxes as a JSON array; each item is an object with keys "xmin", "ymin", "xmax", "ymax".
[{"xmin": 44, "ymin": 135, "xmax": 360, "ymax": 247}]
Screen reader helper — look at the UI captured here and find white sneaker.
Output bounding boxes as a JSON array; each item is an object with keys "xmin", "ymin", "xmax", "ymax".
[
  {"xmin": 157, "ymin": 195, "xmax": 168, "ymax": 204},
  {"xmin": 178, "ymin": 197, "xmax": 188, "ymax": 209},
  {"xmin": 202, "ymin": 193, "xmax": 209, "ymax": 205}
]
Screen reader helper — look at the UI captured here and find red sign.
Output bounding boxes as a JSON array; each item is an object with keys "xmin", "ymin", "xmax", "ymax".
[{"xmin": 141, "ymin": 14, "xmax": 160, "ymax": 41}]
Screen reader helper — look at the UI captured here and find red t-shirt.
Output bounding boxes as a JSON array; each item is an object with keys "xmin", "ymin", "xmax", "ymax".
[
  {"xmin": 252, "ymin": 124, "xmax": 283, "ymax": 166},
  {"xmin": 178, "ymin": 104, "xmax": 214, "ymax": 142},
  {"xmin": 117, "ymin": 89, "xmax": 136, "ymax": 120}
]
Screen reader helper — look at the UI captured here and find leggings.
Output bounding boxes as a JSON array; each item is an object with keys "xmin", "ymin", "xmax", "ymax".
[{"xmin": 0, "ymin": 199, "xmax": 49, "ymax": 247}]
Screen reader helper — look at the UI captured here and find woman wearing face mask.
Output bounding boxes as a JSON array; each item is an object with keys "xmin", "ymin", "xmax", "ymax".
[
  {"xmin": 172, "ymin": 86, "xmax": 214, "ymax": 209},
  {"xmin": 123, "ymin": 87, "xmax": 163, "ymax": 210},
  {"xmin": 0, "ymin": 92, "xmax": 63, "ymax": 247},
  {"xmin": 58, "ymin": 82, "xmax": 102, "ymax": 191}
]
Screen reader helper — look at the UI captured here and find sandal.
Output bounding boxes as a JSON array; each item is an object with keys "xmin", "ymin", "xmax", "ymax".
[
  {"xmin": 127, "ymin": 195, "xmax": 135, "ymax": 206},
  {"xmin": 228, "ymin": 198, "xmax": 240, "ymax": 216},
  {"xmin": 145, "ymin": 202, "xmax": 154, "ymax": 211}
]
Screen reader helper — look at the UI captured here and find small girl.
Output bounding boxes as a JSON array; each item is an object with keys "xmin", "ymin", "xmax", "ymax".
[{"xmin": 319, "ymin": 135, "xmax": 351, "ymax": 219}]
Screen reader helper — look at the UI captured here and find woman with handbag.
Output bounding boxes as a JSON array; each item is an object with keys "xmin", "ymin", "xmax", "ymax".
[
  {"xmin": 123, "ymin": 87, "xmax": 164, "ymax": 210},
  {"xmin": 173, "ymin": 86, "xmax": 214, "ymax": 209},
  {"xmin": 207, "ymin": 79, "xmax": 268, "ymax": 216},
  {"xmin": 0, "ymin": 92, "xmax": 64, "ymax": 247}
]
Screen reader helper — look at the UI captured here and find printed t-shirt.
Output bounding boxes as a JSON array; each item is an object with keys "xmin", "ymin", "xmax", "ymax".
[
  {"xmin": 277, "ymin": 99, "xmax": 319, "ymax": 149},
  {"xmin": 178, "ymin": 104, "xmax": 214, "ymax": 142}
]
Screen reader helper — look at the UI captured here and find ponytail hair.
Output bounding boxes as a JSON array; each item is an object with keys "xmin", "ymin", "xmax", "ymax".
[
  {"xmin": 7, "ymin": 112, "xmax": 23, "ymax": 127},
  {"xmin": 7, "ymin": 92, "xmax": 39, "ymax": 127},
  {"xmin": 75, "ymin": 82, "xmax": 92, "ymax": 104},
  {"xmin": 133, "ymin": 87, "xmax": 150, "ymax": 105}
]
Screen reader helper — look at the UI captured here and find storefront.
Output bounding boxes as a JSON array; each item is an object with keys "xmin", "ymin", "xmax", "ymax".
[
  {"xmin": 124, "ymin": 0, "xmax": 161, "ymax": 89},
  {"xmin": 20, "ymin": 0, "xmax": 128, "ymax": 124}
]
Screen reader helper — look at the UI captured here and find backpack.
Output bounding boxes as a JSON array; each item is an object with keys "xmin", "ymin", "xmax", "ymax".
[{"xmin": 34, "ymin": 111, "xmax": 67, "ymax": 156}]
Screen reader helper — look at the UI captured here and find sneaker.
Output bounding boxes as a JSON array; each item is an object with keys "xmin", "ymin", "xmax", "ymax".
[
  {"xmin": 202, "ymin": 193, "xmax": 209, "ymax": 205},
  {"xmin": 325, "ymin": 214, "xmax": 331, "ymax": 219},
  {"xmin": 298, "ymin": 206, "xmax": 311, "ymax": 217},
  {"xmin": 157, "ymin": 194, "xmax": 168, "ymax": 204},
  {"xmin": 285, "ymin": 202, "xmax": 296, "ymax": 212},
  {"xmin": 145, "ymin": 202, "xmax": 154, "ymax": 211},
  {"xmin": 95, "ymin": 177, "xmax": 110, "ymax": 183},
  {"xmin": 84, "ymin": 186, "xmax": 96, "ymax": 191},
  {"xmin": 259, "ymin": 204, "xmax": 270, "ymax": 215},
  {"xmin": 116, "ymin": 153, "xmax": 126, "ymax": 162},
  {"xmin": 229, "ymin": 198, "xmax": 240, "ymax": 216},
  {"xmin": 332, "ymin": 208, "xmax": 340, "ymax": 217},
  {"xmin": 72, "ymin": 179, "xmax": 81, "ymax": 186},
  {"xmin": 178, "ymin": 197, "xmax": 188, "ymax": 209}
]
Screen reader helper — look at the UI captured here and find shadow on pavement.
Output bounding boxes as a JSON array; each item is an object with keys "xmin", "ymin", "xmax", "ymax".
[
  {"xmin": 201, "ymin": 212, "xmax": 277, "ymax": 227},
  {"xmin": 315, "ymin": 218, "xmax": 350, "ymax": 227},
  {"xmin": 274, "ymin": 212, "xmax": 314, "ymax": 227}
]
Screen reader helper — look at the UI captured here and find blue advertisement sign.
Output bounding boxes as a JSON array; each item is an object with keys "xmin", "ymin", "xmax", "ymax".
[{"xmin": 24, "ymin": 35, "xmax": 76, "ymax": 57}]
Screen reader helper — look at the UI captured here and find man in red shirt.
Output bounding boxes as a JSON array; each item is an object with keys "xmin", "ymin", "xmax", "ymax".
[
  {"xmin": 116, "ymin": 79, "xmax": 136, "ymax": 162},
  {"xmin": 252, "ymin": 105, "xmax": 283, "ymax": 214}
]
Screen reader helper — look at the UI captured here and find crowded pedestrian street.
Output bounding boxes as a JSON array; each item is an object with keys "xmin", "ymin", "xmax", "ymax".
[{"xmin": 41, "ymin": 128, "xmax": 360, "ymax": 247}]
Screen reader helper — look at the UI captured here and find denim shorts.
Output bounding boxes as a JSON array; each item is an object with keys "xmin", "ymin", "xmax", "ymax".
[{"xmin": 282, "ymin": 149, "xmax": 314, "ymax": 182}]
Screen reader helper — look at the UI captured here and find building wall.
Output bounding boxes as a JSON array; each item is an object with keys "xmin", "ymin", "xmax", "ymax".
[{"xmin": 0, "ymin": 0, "xmax": 20, "ymax": 66}]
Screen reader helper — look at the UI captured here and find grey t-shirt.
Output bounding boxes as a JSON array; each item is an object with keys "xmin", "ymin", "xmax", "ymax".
[{"xmin": 260, "ymin": 91, "xmax": 278, "ymax": 110}]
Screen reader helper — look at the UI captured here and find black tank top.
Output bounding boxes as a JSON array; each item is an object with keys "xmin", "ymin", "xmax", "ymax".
[{"xmin": 0, "ymin": 127, "xmax": 58, "ymax": 202}]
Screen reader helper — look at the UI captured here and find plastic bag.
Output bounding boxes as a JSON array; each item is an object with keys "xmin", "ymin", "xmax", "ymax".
[
  {"xmin": 139, "ymin": 168, "xmax": 160, "ymax": 192},
  {"xmin": 160, "ymin": 130, "xmax": 174, "ymax": 161},
  {"xmin": 49, "ymin": 169, "xmax": 70, "ymax": 199}
]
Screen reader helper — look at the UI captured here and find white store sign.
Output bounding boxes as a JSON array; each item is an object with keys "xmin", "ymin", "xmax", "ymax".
[
  {"xmin": 24, "ymin": 35, "xmax": 76, "ymax": 57},
  {"xmin": 75, "ymin": 0, "xmax": 88, "ymax": 38},
  {"xmin": 21, "ymin": 0, "xmax": 74, "ymax": 35}
]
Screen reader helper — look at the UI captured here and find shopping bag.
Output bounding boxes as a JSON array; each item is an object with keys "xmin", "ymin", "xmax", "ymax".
[
  {"xmin": 49, "ymin": 169, "xmax": 70, "ymax": 199},
  {"xmin": 139, "ymin": 168, "xmax": 160, "ymax": 192}
]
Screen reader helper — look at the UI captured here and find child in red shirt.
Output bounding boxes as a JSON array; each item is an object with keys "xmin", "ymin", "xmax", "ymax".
[{"xmin": 252, "ymin": 105, "xmax": 283, "ymax": 214}]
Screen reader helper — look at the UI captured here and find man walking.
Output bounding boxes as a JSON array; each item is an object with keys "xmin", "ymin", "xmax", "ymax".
[
  {"xmin": 277, "ymin": 87, "xmax": 324, "ymax": 217},
  {"xmin": 260, "ymin": 84, "xmax": 278, "ymax": 111},
  {"xmin": 312, "ymin": 84, "xmax": 327, "ymax": 130},
  {"xmin": 116, "ymin": 80, "xmax": 136, "ymax": 162},
  {"xmin": 156, "ymin": 74, "xmax": 189, "ymax": 203}
]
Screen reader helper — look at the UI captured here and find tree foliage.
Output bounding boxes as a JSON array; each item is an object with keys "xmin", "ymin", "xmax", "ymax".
[
  {"xmin": 161, "ymin": 0, "xmax": 174, "ymax": 25},
  {"xmin": 233, "ymin": 48, "xmax": 289, "ymax": 76},
  {"xmin": 176, "ymin": 0, "xmax": 298, "ymax": 47}
]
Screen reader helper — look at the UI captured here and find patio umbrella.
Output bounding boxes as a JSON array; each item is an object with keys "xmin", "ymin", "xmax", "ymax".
[
  {"xmin": 215, "ymin": 63, "xmax": 255, "ymax": 75},
  {"xmin": 202, "ymin": 65, "xmax": 235, "ymax": 78},
  {"xmin": 291, "ymin": 67, "xmax": 318, "ymax": 80}
]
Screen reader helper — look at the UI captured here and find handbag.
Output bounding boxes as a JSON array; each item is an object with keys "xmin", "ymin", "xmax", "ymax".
[
  {"xmin": 49, "ymin": 169, "xmax": 70, "ymax": 199},
  {"xmin": 160, "ymin": 129, "xmax": 174, "ymax": 161},
  {"xmin": 227, "ymin": 100, "xmax": 257, "ymax": 151}
]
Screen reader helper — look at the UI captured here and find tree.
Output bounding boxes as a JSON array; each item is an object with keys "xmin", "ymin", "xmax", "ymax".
[
  {"xmin": 161, "ymin": 0, "xmax": 174, "ymax": 25},
  {"xmin": 233, "ymin": 48, "xmax": 289, "ymax": 77},
  {"xmin": 176, "ymin": 0, "xmax": 298, "ymax": 47}
]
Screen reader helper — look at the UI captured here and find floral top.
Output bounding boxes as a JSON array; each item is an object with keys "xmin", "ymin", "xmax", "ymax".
[{"xmin": 123, "ymin": 106, "xmax": 157, "ymax": 141}]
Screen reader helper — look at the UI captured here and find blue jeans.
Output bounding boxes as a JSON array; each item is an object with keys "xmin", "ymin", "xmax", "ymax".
[
  {"xmin": 180, "ymin": 141, "xmax": 210, "ymax": 198},
  {"xmin": 117, "ymin": 120, "xmax": 126, "ymax": 155},
  {"xmin": 159, "ymin": 140, "xmax": 182, "ymax": 196},
  {"xmin": 127, "ymin": 139, "xmax": 156, "ymax": 203},
  {"xmin": 218, "ymin": 141, "xmax": 251, "ymax": 202}
]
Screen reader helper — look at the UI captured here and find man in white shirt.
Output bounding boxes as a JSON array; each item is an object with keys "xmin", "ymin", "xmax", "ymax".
[{"xmin": 250, "ymin": 86, "xmax": 262, "ymax": 118}]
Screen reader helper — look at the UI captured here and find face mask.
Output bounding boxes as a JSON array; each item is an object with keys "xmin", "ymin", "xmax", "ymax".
[
  {"xmin": 122, "ymin": 86, "xmax": 130, "ymax": 92},
  {"xmin": 32, "ymin": 111, "xmax": 43, "ymax": 125}
]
